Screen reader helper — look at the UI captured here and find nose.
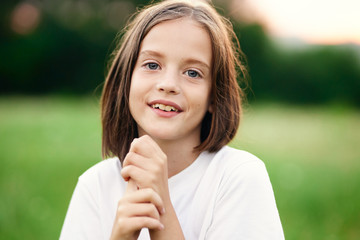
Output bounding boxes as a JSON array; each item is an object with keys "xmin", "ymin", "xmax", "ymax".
[{"xmin": 156, "ymin": 69, "xmax": 180, "ymax": 95}]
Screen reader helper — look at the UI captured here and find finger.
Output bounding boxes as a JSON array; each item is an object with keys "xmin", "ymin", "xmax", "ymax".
[
  {"xmin": 124, "ymin": 217, "xmax": 164, "ymax": 231},
  {"xmin": 122, "ymin": 188, "xmax": 165, "ymax": 215},
  {"xmin": 111, "ymin": 216, "xmax": 164, "ymax": 239},
  {"xmin": 130, "ymin": 135, "xmax": 165, "ymax": 159},
  {"xmin": 119, "ymin": 202, "xmax": 161, "ymax": 220},
  {"xmin": 126, "ymin": 138, "xmax": 167, "ymax": 175},
  {"xmin": 123, "ymin": 151, "xmax": 165, "ymax": 177},
  {"xmin": 121, "ymin": 165, "xmax": 147, "ymax": 183},
  {"xmin": 122, "ymin": 165, "xmax": 162, "ymax": 193},
  {"xmin": 138, "ymin": 135, "xmax": 159, "ymax": 151},
  {"xmin": 123, "ymin": 151, "xmax": 148, "ymax": 168}
]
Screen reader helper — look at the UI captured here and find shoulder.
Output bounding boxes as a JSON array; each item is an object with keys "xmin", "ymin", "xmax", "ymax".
[
  {"xmin": 197, "ymin": 147, "xmax": 284, "ymax": 239},
  {"xmin": 206, "ymin": 147, "xmax": 279, "ymax": 215},
  {"xmin": 209, "ymin": 146, "xmax": 270, "ymax": 188},
  {"xmin": 213, "ymin": 146, "xmax": 265, "ymax": 170}
]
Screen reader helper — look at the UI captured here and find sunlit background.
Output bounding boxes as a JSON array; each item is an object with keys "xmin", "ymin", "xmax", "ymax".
[
  {"xmin": 0, "ymin": 0, "xmax": 359, "ymax": 239},
  {"xmin": 239, "ymin": 0, "xmax": 360, "ymax": 45}
]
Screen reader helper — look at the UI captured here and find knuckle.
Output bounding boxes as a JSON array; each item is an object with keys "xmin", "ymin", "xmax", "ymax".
[
  {"xmin": 124, "ymin": 152, "xmax": 135, "ymax": 163},
  {"xmin": 160, "ymin": 151, "xmax": 167, "ymax": 160},
  {"xmin": 128, "ymin": 151, "xmax": 136, "ymax": 159},
  {"xmin": 144, "ymin": 187, "xmax": 153, "ymax": 195},
  {"xmin": 117, "ymin": 204, "xmax": 127, "ymax": 215},
  {"xmin": 116, "ymin": 218, "xmax": 126, "ymax": 226},
  {"xmin": 143, "ymin": 188, "xmax": 155, "ymax": 198},
  {"xmin": 150, "ymin": 205, "xmax": 160, "ymax": 218},
  {"xmin": 153, "ymin": 164, "xmax": 162, "ymax": 174},
  {"xmin": 139, "ymin": 217, "xmax": 152, "ymax": 226},
  {"xmin": 156, "ymin": 154, "xmax": 167, "ymax": 167},
  {"xmin": 117, "ymin": 197, "xmax": 130, "ymax": 211},
  {"xmin": 148, "ymin": 174, "xmax": 157, "ymax": 185},
  {"xmin": 142, "ymin": 135, "xmax": 151, "ymax": 141},
  {"xmin": 120, "ymin": 166, "xmax": 131, "ymax": 177},
  {"xmin": 125, "ymin": 165, "xmax": 135, "ymax": 174},
  {"xmin": 130, "ymin": 138, "xmax": 139, "ymax": 149},
  {"xmin": 117, "ymin": 198, "xmax": 124, "ymax": 206}
]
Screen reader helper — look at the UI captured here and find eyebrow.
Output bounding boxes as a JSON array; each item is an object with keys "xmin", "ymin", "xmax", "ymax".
[
  {"xmin": 138, "ymin": 50, "xmax": 210, "ymax": 71},
  {"xmin": 184, "ymin": 59, "xmax": 210, "ymax": 72},
  {"xmin": 138, "ymin": 50, "xmax": 164, "ymax": 59}
]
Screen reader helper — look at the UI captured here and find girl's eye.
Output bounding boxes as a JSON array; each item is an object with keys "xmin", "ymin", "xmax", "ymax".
[
  {"xmin": 145, "ymin": 62, "xmax": 159, "ymax": 70},
  {"xmin": 186, "ymin": 70, "xmax": 201, "ymax": 78}
]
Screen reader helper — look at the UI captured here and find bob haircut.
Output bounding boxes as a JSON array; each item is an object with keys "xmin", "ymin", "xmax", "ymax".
[{"xmin": 101, "ymin": 0, "xmax": 247, "ymax": 162}]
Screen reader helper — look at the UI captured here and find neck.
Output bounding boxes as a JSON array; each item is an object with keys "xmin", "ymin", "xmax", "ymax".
[{"xmin": 152, "ymin": 137, "xmax": 201, "ymax": 178}]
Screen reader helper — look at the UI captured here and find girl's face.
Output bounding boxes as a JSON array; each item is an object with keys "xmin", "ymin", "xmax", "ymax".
[{"xmin": 129, "ymin": 18, "xmax": 212, "ymax": 145}]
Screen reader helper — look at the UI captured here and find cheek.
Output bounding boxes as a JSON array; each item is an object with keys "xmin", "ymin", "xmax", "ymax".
[
  {"xmin": 193, "ymin": 92, "xmax": 212, "ymax": 115},
  {"xmin": 129, "ymin": 75, "xmax": 142, "ymax": 101},
  {"xmin": 128, "ymin": 80, "xmax": 140, "ymax": 114},
  {"xmin": 128, "ymin": 85, "xmax": 135, "ymax": 107},
  {"xmin": 129, "ymin": 70, "xmax": 151, "ymax": 95}
]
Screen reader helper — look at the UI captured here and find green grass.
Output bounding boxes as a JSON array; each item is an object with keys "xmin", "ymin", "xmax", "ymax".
[
  {"xmin": 0, "ymin": 96, "xmax": 359, "ymax": 239},
  {"xmin": 0, "ymin": 96, "xmax": 101, "ymax": 239}
]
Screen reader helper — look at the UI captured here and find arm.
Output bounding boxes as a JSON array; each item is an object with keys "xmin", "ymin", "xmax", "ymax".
[{"xmin": 121, "ymin": 135, "xmax": 185, "ymax": 240}]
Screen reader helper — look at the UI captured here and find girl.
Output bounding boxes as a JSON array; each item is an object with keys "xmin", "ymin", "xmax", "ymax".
[{"xmin": 60, "ymin": 0, "xmax": 284, "ymax": 239}]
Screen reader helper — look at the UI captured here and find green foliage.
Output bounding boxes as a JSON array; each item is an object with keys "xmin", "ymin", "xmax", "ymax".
[
  {"xmin": 0, "ymin": 97, "xmax": 359, "ymax": 239},
  {"xmin": 236, "ymin": 24, "xmax": 360, "ymax": 106}
]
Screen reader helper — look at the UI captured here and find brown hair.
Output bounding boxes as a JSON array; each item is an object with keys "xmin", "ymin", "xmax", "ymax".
[{"xmin": 101, "ymin": 0, "xmax": 247, "ymax": 162}]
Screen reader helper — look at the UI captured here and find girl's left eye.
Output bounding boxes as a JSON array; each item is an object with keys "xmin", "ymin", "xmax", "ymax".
[{"xmin": 185, "ymin": 70, "xmax": 201, "ymax": 78}]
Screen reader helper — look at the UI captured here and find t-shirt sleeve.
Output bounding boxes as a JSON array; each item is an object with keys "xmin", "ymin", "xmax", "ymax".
[
  {"xmin": 204, "ymin": 160, "xmax": 284, "ymax": 240},
  {"xmin": 59, "ymin": 178, "xmax": 103, "ymax": 240}
]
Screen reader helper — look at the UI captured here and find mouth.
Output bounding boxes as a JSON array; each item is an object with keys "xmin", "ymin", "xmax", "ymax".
[
  {"xmin": 151, "ymin": 103, "xmax": 179, "ymax": 112},
  {"xmin": 148, "ymin": 100, "xmax": 183, "ymax": 113}
]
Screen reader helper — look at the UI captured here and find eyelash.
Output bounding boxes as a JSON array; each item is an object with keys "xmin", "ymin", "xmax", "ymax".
[{"xmin": 143, "ymin": 62, "xmax": 203, "ymax": 79}]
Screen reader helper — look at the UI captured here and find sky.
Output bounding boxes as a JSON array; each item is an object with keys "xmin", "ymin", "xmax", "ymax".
[{"xmin": 238, "ymin": 0, "xmax": 360, "ymax": 45}]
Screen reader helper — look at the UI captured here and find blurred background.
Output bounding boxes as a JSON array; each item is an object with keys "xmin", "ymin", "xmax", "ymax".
[{"xmin": 0, "ymin": 0, "xmax": 359, "ymax": 239}]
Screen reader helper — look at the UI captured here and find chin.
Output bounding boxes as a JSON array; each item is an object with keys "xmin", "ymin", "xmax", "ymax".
[
  {"xmin": 148, "ymin": 132, "xmax": 178, "ymax": 141},
  {"xmin": 145, "ymin": 129, "xmax": 186, "ymax": 142}
]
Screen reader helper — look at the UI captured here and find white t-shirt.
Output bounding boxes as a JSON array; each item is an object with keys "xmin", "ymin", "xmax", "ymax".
[{"xmin": 60, "ymin": 146, "xmax": 284, "ymax": 239}]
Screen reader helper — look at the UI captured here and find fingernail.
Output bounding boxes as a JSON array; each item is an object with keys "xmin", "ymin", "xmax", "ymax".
[
  {"xmin": 161, "ymin": 208, "xmax": 166, "ymax": 215},
  {"xmin": 159, "ymin": 223, "xmax": 165, "ymax": 230}
]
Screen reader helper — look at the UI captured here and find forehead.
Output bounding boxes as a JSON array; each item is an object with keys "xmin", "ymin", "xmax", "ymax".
[{"xmin": 139, "ymin": 18, "xmax": 212, "ymax": 65}]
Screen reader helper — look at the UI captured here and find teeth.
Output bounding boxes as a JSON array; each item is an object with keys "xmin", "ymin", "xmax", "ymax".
[
  {"xmin": 152, "ymin": 103, "xmax": 178, "ymax": 112},
  {"xmin": 165, "ymin": 105, "xmax": 173, "ymax": 111}
]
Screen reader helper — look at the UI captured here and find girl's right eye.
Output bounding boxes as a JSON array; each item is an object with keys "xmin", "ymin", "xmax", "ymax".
[{"xmin": 144, "ymin": 62, "xmax": 160, "ymax": 70}]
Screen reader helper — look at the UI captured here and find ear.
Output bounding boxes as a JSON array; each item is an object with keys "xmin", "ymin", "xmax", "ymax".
[{"xmin": 208, "ymin": 102, "xmax": 214, "ymax": 113}]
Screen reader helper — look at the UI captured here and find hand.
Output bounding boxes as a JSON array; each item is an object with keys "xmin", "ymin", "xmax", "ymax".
[
  {"xmin": 119, "ymin": 136, "xmax": 185, "ymax": 239},
  {"xmin": 121, "ymin": 135, "xmax": 170, "ymax": 202},
  {"xmin": 110, "ymin": 179, "xmax": 165, "ymax": 240}
]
